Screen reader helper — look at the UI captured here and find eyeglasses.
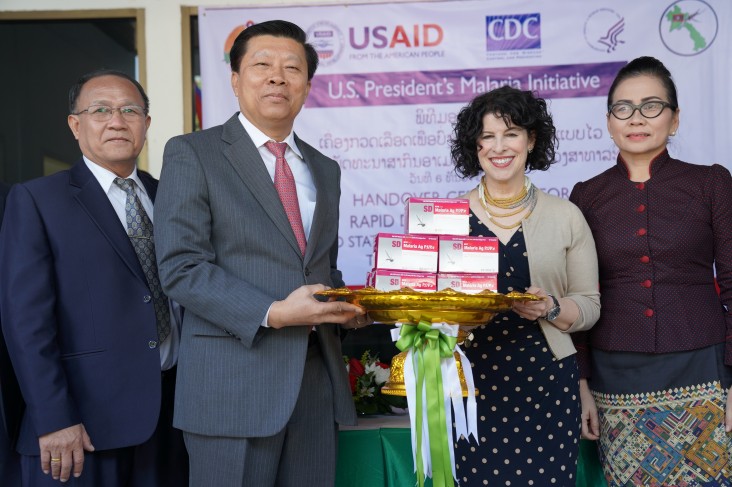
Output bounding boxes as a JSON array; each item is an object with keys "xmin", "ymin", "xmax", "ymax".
[
  {"xmin": 608, "ymin": 101, "xmax": 675, "ymax": 120},
  {"xmin": 72, "ymin": 105, "xmax": 147, "ymax": 122}
]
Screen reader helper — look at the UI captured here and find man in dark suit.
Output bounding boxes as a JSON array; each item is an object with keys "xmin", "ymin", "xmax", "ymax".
[
  {"xmin": 156, "ymin": 20, "xmax": 367, "ymax": 486},
  {"xmin": 0, "ymin": 70, "xmax": 187, "ymax": 486},
  {"xmin": 0, "ymin": 182, "xmax": 9, "ymax": 215},
  {"xmin": 0, "ymin": 180, "xmax": 22, "ymax": 484}
]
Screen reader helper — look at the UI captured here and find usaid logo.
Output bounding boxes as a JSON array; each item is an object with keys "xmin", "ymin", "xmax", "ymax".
[
  {"xmin": 485, "ymin": 13, "xmax": 541, "ymax": 51},
  {"xmin": 307, "ymin": 21, "xmax": 345, "ymax": 67}
]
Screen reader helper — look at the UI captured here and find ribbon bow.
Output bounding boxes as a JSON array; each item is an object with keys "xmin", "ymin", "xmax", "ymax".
[
  {"xmin": 396, "ymin": 319, "xmax": 458, "ymax": 487},
  {"xmin": 395, "ymin": 320, "xmax": 458, "ymax": 358}
]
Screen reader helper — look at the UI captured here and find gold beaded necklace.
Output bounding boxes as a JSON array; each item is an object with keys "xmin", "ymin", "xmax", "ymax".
[
  {"xmin": 482, "ymin": 178, "xmax": 528, "ymax": 208},
  {"xmin": 478, "ymin": 176, "xmax": 537, "ymax": 230}
]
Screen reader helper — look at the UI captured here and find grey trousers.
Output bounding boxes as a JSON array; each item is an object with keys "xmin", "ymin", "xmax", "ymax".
[{"xmin": 184, "ymin": 344, "xmax": 339, "ymax": 487}]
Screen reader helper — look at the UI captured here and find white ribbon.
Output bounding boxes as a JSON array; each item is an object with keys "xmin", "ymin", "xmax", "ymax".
[{"xmin": 391, "ymin": 323, "xmax": 480, "ymax": 480}]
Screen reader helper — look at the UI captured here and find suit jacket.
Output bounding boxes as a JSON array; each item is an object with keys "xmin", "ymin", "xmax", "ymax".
[
  {"xmin": 156, "ymin": 113, "xmax": 357, "ymax": 438},
  {"xmin": 0, "ymin": 162, "xmax": 163, "ymax": 454}
]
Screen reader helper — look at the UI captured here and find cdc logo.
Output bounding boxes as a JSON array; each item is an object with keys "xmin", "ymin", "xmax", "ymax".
[{"xmin": 485, "ymin": 13, "xmax": 541, "ymax": 51}]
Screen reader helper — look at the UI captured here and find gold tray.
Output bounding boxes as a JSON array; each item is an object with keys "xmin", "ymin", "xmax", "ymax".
[{"xmin": 316, "ymin": 287, "xmax": 541, "ymax": 325}]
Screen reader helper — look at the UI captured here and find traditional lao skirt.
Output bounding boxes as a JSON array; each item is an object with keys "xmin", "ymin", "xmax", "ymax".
[{"xmin": 590, "ymin": 344, "xmax": 732, "ymax": 486}]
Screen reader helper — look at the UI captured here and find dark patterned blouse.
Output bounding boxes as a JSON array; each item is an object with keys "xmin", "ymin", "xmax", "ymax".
[{"xmin": 569, "ymin": 150, "xmax": 732, "ymax": 377}]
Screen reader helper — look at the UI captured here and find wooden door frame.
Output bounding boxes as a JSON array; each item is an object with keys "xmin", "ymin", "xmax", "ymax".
[{"xmin": 0, "ymin": 9, "xmax": 148, "ymax": 169}]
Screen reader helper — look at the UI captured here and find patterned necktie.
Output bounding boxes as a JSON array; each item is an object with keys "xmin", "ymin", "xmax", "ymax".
[
  {"xmin": 113, "ymin": 177, "xmax": 171, "ymax": 344},
  {"xmin": 264, "ymin": 141, "xmax": 307, "ymax": 255}
]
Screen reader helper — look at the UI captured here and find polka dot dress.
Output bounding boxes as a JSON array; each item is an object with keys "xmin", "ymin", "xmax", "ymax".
[{"xmin": 454, "ymin": 211, "xmax": 580, "ymax": 486}]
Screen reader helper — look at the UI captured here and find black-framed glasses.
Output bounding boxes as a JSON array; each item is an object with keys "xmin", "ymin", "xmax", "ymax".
[
  {"xmin": 72, "ymin": 105, "xmax": 147, "ymax": 122},
  {"xmin": 608, "ymin": 101, "xmax": 675, "ymax": 120}
]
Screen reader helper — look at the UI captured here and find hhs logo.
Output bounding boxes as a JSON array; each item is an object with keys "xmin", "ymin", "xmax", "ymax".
[{"xmin": 485, "ymin": 13, "xmax": 541, "ymax": 51}]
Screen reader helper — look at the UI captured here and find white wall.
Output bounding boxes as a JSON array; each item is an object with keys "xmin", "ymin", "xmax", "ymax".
[{"xmin": 1, "ymin": 0, "xmax": 401, "ymax": 176}]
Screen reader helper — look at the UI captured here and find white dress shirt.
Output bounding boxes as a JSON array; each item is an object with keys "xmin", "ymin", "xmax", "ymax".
[
  {"xmin": 237, "ymin": 113, "xmax": 317, "ymax": 238},
  {"xmin": 237, "ymin": 114, "xmax": 318, "ymax": 328},
  {"xmin": 84, "ymin": 157, "xmax": 181, "ymax": 369}
]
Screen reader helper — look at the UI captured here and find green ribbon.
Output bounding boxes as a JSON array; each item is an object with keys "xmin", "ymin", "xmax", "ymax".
[{"xmin": 396, "ymin": 319, "xmax": 458, "ymax": 487}]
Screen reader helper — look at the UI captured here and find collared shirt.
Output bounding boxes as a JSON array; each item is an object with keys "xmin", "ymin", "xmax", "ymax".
[
  {"xmin": 237, "ymin": 114, "xmax": 319, "ymax": 329},
  {"xmin": 569, "ymin": 150, "xmax": 732, "ymax": 377},
  {"xmin": 237, "ymin": 112, "xmax": 316, "ymax": 239},
  {"xmin": 83, "ymin": 157, "xmax": 182, "ymax": 370}
]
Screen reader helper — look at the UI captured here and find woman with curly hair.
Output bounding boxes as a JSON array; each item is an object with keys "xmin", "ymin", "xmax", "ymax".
[{"xmin": 450, "ymin": 86, "xmax": 601, "ymax": 486}]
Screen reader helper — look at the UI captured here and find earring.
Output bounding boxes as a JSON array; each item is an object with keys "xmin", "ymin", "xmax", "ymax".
[
  {"xmin": 528, "ymin": 148, "xmax": 533, "ymax": 154},
  {"xmin": 610, "ymin": 135, "xmax": 614, "ymax": 139},
  {"xmin": 670, "ymin": 132, "xmax": 676, "ymax": 136}
]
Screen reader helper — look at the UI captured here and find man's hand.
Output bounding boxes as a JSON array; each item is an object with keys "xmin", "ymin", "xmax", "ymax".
[
  {"xmin": 268, "ymin": 284, "xmax": 365, "ymax": 329},
  {"xmin": 40, "ymin": 423, "xmax": 94, "ymax": 482},
  {"xmin": 342, "ymin": 313, "xmax": 373, "ymax": 330}
]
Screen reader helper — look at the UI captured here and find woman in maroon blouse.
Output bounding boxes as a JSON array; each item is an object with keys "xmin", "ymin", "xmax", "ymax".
[{"xmin": 570, "ymin": 56, "xmax": 732, "ymax": 486}]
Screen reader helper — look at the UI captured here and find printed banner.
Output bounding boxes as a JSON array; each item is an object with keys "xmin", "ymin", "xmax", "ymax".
[{"xmin": 199, "ymin": 0, "xmax": 731, "ymax": 285}]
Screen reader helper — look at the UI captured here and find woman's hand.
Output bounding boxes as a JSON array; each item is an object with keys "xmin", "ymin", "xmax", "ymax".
[
  {"xmin": 513, "ymin": 286, "xmax": 579, "ymax": 331},
  {"xmin": 512, "ymin": 286, "xmax": 550, "ymax": 321},
  {"xmin": 725, "ymin": 386, "xmax": 732, "ymax": 433},
  {"xmin": 579, "ymin": 378, "xmax": 600, "ymax": 440}
]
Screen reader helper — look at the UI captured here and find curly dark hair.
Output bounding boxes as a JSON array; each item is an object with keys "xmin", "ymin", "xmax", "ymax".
[{"xmin": 451, "ymin": 86, "xmax": 557, "ymax": 179}]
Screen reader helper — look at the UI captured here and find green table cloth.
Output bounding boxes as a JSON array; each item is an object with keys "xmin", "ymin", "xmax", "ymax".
[{"xmin": 336, "ymin": 415, "xmax": 606, "ymax": 487}]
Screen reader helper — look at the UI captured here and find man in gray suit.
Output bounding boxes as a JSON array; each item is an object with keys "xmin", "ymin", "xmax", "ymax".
[{"xmin": 155, "ymin": 20, "xmax": 367, "ymax": 487}]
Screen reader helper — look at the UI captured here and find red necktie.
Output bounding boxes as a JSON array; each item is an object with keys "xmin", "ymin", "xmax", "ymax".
[{"xmin": 264, "ymin": 141, "xmax": 307, "ymax": 255}]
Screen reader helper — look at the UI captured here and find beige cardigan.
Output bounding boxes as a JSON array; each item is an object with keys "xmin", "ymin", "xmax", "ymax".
[{"xmin": 520, "ymin": 189, "xmax": 600, "ymax": 359}]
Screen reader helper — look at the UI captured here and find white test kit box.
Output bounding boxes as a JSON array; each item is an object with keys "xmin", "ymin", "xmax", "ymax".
[
  {"xmin": 405, "ymin": 198, "xmax": 470, "ymax": 235},
  {"xmin": 373, "ymin": 233, "xmax": 438, "ymax": 272},
  {"xmin": 437, "ymin": 273, "xmax": 498, "ymax": 294},
  {"xmin": 367, "ymin": 269, "xmax": 437, "ymax": 292},
  {"xmin": 438, "ymin": 236, "xmax": 499, "ymax": 273}
]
